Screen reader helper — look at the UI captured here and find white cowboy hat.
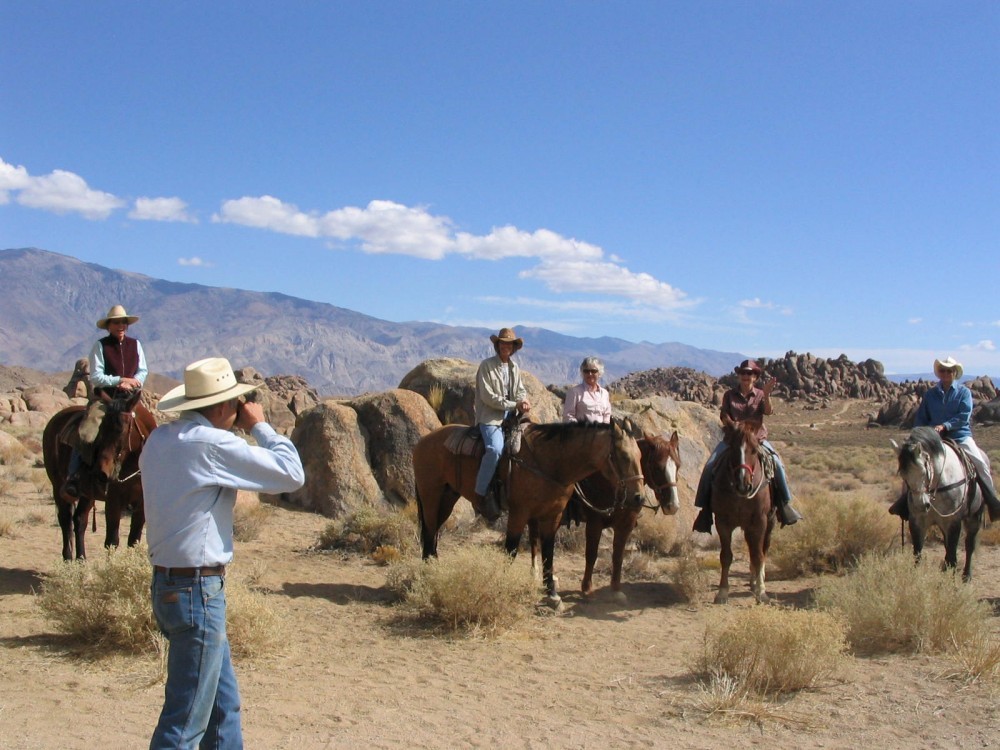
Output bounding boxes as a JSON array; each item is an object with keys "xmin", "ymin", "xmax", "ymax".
[
  {"xmin": 96, "ymin": 304, "xmax": 140, "ymax": 329},
  {"xmin": 157, "ymin": 357, "xmax": 259, "ymax": 412},
  {"xmin": 933, "ymin": 356, "xmax": 964, "ymax": 379}
]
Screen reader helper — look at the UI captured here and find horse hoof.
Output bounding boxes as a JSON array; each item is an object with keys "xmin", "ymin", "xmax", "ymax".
[
  {"xmin": 713, "ymin": 590, "xmax": 729, "ymax": 605},
  {"xmin": 545, "ymin": 593, "xmax": 562, "ymax": 610},
  {"xmin": 611, "ymin": 590, "xmax": 627, "ymax": 604},
  {"xmin": 755, "ymin": 592, "xmax": 770, "ymax": 604}
]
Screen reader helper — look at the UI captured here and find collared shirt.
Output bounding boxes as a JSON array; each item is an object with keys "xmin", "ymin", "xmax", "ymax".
[
  {"xmin": 914, "ymin": 382, "xmax": 973, "ymax": 441},
  {"xmin": 475, "ymin": 355, "xmax": 527, "ymax": 426},
  {"xmin": 89, "ymin": 337, "xmax": 148, "ymax": 389},
  {"xmin": 563, "ymin": 382, "xmax": 612, "ymax": 423},
  {"xmin": 721, "ymin": 386, "xmax": 770, "ymax": 441},
  {"xmin": 140, "ymin": 411, "xmax": 305, "ymax": 568}
]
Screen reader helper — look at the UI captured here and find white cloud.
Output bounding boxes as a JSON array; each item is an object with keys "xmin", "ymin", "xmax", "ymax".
[
  {"xmin": 130, "ymin": 196, "xmax": 197, "ymax": 223},
  {"xmin": 214, "ymin": 195, "xmax": 320, "ymax": 237},
  {"xmin": 0, "ymin": 158, "xmax": 31, "ymax": 203},
  {"xmin": 960, "ymin": 339, "xmax": 996, "ymax": 352},
  {"xmin": 13, "ymin": 166, "xmax": 124, "ymax": 220},
  {"xmin": 908, "ymin": 317, "xmax": 923, "ymax": 325},
  {"xmin": 520, "ymin": 259, "xmax": 694, "ymax": 311},
  {"xmin": 178, "ymin": 256, "xmax": 212, "ymax": 267},
  {"xmin": 740, "ymin": 298, "xmax": 793, "ymax": 315}
]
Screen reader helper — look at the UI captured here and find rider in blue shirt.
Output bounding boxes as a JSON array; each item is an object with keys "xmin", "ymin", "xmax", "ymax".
[{"xmin": 890, "ymin": 357, "xmax": 1000, "ymax": 521}]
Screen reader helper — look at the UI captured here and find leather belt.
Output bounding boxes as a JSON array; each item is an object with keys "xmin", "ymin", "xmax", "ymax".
[{"xmin": 154, "ymin": 565, "xmax": 226, "ymax": 578}]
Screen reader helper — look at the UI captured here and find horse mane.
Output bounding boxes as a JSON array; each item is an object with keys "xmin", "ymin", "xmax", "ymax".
[
  {"xmin": 723, "ymin": 420, "xmax": 760, "ymax": 452},
  {"xmin": 898, "ymin": 425, "xmax": 945, "ymax": 472},
  {"xmin": 530, "ymin": 420, "xmax": 613, "ymax": 444}
]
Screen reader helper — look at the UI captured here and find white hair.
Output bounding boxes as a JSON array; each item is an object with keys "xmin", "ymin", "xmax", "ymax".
[{"xmin": 580, "ymin": 356, "xmax": 604, "ymax": 376}]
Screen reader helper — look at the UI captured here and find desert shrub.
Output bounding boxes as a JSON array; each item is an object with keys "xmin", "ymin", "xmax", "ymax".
[
  {"xmin": 317, "ymin": 505, "xmax": 417, "ymax": 560},
  {"xmin": 37, "ymin": 546, "xmax": 285, "ymax": 659},
  {"xmin": 398, "ymin": 546, "xmax": 539, "ymax": 633},
  {"xmin": 696, "ymin": 606, "xmax": 847, "ymax": 696},
  {"xmin": 384, "ymin": 556, "xmax": 425, "ymax": 600},
  {"xmin": 0, "ymin": 439, "xmax": 27, "ymax": 466},
  {"xmin": 631, "ymin": 512, "xmax": 682, "ymax": 556},
  {"xmin": 233, "ymin": 501, "xmax": 272, "ymax": 542},
  {"xmin": 0, "ymin": 512, "xmax": 16, "ymax": 538},
  {"xmin": 978, "ymin": 521, "xmax": 1000, "ymax": 547},
  {"xmin": 813, "ymin": 551, "xmax": 992, "ymax": 655},
  {"xmin": 426, "ymin": 384, "xmax": 445, "ymax": 412},
  {"xmin": 554, "ymin": 522, "xmax": 588, "ymax": 553},
  {"xmin": 946, "ymin": 631, "xmax": 1000, "ymax": 685},
  {"xmin": 768, "ymin": 490, "xmax": 896, "ymax": 578},
  {"xmin": 669, "ymin": 542, "xmax": 712, "ymax": 603},
  {"xmin": 693, "ymin": 672, "xmax": 813, "ymax": 729},
  {"xmin": 37, "ymin": 545, "xmax": 158, "ymax": 652}
]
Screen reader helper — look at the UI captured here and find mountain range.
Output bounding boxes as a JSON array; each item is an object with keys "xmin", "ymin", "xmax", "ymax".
[{"xmin": 0, "ymin": 247, "xmax": 745, "ymax": 395}]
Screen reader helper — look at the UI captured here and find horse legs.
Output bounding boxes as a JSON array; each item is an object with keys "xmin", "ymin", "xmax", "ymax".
[
  {"xmin": 581, "ymin": 520, "xmax": 603, "ymax": 595},
  {"xmin": 715, "ymin": 525, "xmax": 734, "ymax": 605},
  {"xmin": 962, "ymin": 515, "xmax": 981, "ymax": 583},
  {"xmin": 72, "ymin": 498, "xmax": 94, "ymax": 560},
  {"xmin": 416, "ymin": 484, "xmax": 458, "ymax": 559},
  {"xmin": 746, "ymin": 529, "xmax": 769, "ymax": 604},
  {"xmin": 908, "ymin": 519, "xmax": 925, "ymax": 563},
  {"xmin": 608, "ymin": 511, "xmax": 639, "ymax": 595},
  {"xmin": 942, "ymin": 522, "xmax": 961, "ymax": 573},
  {"xmin": 56, "ymin": 500, "xmax": 74, "ymax": 561},
  {"xmin": 127, "ymin": 503, "xmax": 145, "ymax": 547},
  {"xmin": 104, "ymin": 497, "xmax": 123, "ymax": 550},
  {"xmin": 528, "ymin": 519, "xmax": 542, "ymax": 581}
]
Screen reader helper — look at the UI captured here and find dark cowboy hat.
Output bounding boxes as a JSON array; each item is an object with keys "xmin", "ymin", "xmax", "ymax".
[
  {"xmin": 734, "ymin": 359, "xmax": 762, "ymax": 375},
  {"xmin": 490, "ymin": 327, "xmax": 524, "ymax": 352}
]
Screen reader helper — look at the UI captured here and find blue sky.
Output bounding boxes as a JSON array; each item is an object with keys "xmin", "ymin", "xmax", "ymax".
[{"xmin": 2, "ymin": 2, "xmax": 998, "ymax": 375}]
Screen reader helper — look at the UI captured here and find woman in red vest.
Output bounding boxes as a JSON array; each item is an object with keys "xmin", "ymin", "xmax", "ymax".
[{"xmin": 90, "ymin": 304, "xmax": 148, "ymax": 397}]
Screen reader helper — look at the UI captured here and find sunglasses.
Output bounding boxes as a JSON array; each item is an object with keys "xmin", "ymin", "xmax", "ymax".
[
  {"xmin": 108, "ymin": 319, "xmax": 129, "ymax": 326},
  {"xmin": 582, "ymin": 369, "xmax": 599, "ymax": 374}
]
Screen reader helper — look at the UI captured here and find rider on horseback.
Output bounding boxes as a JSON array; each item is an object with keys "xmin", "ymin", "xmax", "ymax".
[
  {"xmin": 63, "ymin": 304, "xmax": 148, "ymax": 499},
  {"xmin": 692, "ymin": 359, "xmax": 803, "ymax": 533},
  {"xmin": 473, "ymin": 327, "xmax": 531, "ymax": 521},
  {"xmin": 889, "ymin": 356, "xmax": 1000, "ymax": 521}
]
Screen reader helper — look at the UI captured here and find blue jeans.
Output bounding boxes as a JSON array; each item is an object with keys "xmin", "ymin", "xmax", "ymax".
[
  {"xmin": 695, "ymin": 439, "xmax": 792, "ymax": 508},
  {"xmin": 150, "ymin": 572, "xmax": 243, "ymax": 750},
  {"xmin": 475, "ymin": 424, "xmax": 504, "ymax": 496}
]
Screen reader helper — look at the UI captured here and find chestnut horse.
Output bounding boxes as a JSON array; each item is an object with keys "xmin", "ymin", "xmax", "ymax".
[
  {"xmin": 530, "ymin": 430, "xmax": 682, "ymax": 596},
  {"xmin": 42, "ymin": 389, "xmax": 157, "ymax": 560},
  {"xmin": 711, "ymin": 421, "xmax": 774, "ymax": 604},
  {"xmin": 412, "ymin": 419, "xmax": 644, "ymax": 603}
]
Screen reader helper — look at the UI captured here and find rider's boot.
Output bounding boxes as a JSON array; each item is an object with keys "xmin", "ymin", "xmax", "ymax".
[
  {"xmin": 977, "ymin": 478, "xmax": 1000, "ymax": 522},
  {"xmin": 778, "ymin": 500, "xmax": 803, "ymax": 526},
  {"xmin": 475, "ymin": 492, "xmax": 501, "ymax": 523},
  {"xmin": 692, "ymin": 507, "xmax": 713, "ymax": 534},
  {"xmin": 61, "ymin": 449, "xmax": 82, "ymax": 499},
  {"xmin": 888, "ymin": 491, "xmax": 909, "ymax": 521}
]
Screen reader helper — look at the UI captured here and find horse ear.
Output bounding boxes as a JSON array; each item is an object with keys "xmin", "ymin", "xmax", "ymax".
[
  {"xmin": 890, "ymin": 439, "xmax": 901, "ymax": 456},
  {"xmin": 669, "ymin": 430, "xmax": 679, "ymax": 447}
]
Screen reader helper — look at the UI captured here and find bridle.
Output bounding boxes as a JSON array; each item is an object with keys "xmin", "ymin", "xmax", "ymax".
[
  {"xmin": 906, "ymin": 446, "xmax": 973, "ymax": 520},
  {"xmin": 104, "ymin": 407, "xmax": 151, "ymax": 485}
]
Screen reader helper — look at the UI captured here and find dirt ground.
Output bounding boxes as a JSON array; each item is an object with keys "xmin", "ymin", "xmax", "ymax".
[{"xmin": 2, "ymin": 399, "xmax": 999, "ymax": 749}]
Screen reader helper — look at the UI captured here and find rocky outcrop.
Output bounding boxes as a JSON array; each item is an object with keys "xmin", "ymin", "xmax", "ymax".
[
  {"xmin": 398, "ymin": 357, "xmax": 562, "ymax": 425},
  {"xmin": 349, "ymin": 389, "xmax": 441, "ymax": 507},
  {"xmin": 610, "ymin": 367, "xmax": 726, "ymax": 406},
  {"xmin": 288, "ymin": 402, "xmax": 384, "ymax": 517},
  {"xmin": 234, "ymin": 367, "xmax": 320, "ymax": 436}
]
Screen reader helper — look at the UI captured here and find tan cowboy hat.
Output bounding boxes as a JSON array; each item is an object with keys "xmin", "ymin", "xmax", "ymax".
[
  {"xmin": 934, "ymin": 356, "xmax": 964, "ymax": 379},
  {"xmin": 157, "ymin": 357, "xmax": 260, "ymax": 412},
  {"xmin": 490, "ymin": 327, "xmax": 523, "ymax": 352},
  {"xmin": 97, "ymin": 304, "xmax": 139, "ymax": 329}
]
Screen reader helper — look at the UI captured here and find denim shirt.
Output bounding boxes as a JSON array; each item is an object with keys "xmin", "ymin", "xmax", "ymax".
[
  {"xmin": 141, "ymin": 411, "xmax": 304, "ymax": 568},
  {"xmin": 914, "ymin": 383, "xmax": 973, "ymax": 441}
]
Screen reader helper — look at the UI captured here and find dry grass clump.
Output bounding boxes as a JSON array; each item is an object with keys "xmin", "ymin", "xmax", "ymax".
[
  {"xmin": 37, "ymin": 546, "xmax": 286, "ymax": 660},
  {"xmin": 392, "ymin": 546, "xmax": 539, "ymax": 634},
  {"xmin": 945, "ymin": 631, "xmax": 1000, "ymax": 685},
  {"xmin": 37, "ymin": 545, "xmax": 159, "ymax": 653},
  {"xmin": 669, "ymin": 542, "xmax": 712, "ymax": 603},
  {"xmin": 768, "ymin": 490, "xmax": 896, "ymax": 578},
  {"xmin": 631, "ymin": 512, "xmax": 682, "ymax": 556},
  {"xmin": 233, "ymin": 501, "xmax": 273, "ymax": 542},
  {"xmin": 978, "ymin": 521, "xmax": 1000, "ymax": 547},
  {"xmin": 813, "ymin": 551, "xmax": 992, "ymax": 655},
  {"xmin": 317, "ymin": 505, "xmax": 417, "ymax": 561},
  {"xmin": 0, "ymin": 511, "xmax": 17, "ymax": 538},
  {"xmin": 693, "ymin": 672, "xmax": 815, "ymax": 729},
  {"xmin": 696, "ymin": 606, "xmax": 847, "ymax": 697}
]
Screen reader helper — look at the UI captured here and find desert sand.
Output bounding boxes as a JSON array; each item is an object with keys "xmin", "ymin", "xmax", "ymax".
[{"xmin": 1, "ymin": 399, "xmax": 999, "ymax": 749}]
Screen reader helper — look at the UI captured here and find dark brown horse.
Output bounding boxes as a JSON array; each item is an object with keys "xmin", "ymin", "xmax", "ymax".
[
  {"xmin": 42, "ymin": 389, "xmax": 157, "ymax": 560},
  {"xmin": 412, "ymin": 419, "xmax": 645, "ymax": 603},
  {"xmin": 530, "ymin": 430, "xmax": 682, "ymax": 596},
  {"xmin": 711, "ymin": 421, "xmax": 774, "ymax": 604}
]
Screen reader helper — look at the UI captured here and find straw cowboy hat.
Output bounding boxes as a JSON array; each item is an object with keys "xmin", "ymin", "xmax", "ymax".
[
  {"xmin": 934, "ymin": 356, "xmax": 964, "ymax": 379},
  {"xmin": 490, "ymin": 327, "xmax": 523, "ymax": 352},
  {"xmin": 157, "ymin": 357, "xmax": 260, "ymax": 412},
  {"xmin": 734, "ymin": 359, "xmax": 762, "ymax": 375},
  {"xmin": 96, "ymin": 304, "xmax": 140, "ymax": 329}
]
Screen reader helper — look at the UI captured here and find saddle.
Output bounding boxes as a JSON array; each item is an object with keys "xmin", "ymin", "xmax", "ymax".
[{"xmin": 443, "ymin": 414, "xmax": 525, "ymax": 458}]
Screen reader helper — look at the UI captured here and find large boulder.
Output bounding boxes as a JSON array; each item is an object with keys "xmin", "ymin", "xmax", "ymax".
[
  {"xmin": 288, "ymin": 402, "xmax": 383, "ymax": 518},
  {"xmin": 349, "ymin": 389, "xmax": 441, "ymax": 507},
  {"xmin": 234, "ymin": 367, "xmax": 320, "ymax": 436},
  {"xmin": 20, "ymin": 385, "xmax": 73, "ymax": 415},
  {"xmin": 398, "ymin": 357, "xmax": 562, "ymax": 425}
]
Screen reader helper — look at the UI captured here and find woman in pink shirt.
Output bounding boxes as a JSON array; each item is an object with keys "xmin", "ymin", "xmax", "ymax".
[{"xmin": 563, "ymin": 357, "xmax": 612, "ymax": 424}]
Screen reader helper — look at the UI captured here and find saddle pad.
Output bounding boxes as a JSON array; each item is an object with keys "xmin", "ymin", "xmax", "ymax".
[
  {"xmin": 444, "ymin": 426, "xmax": 484, "ymax": 457},
  {"xmin": 58, "ymin": 411, "xmax": 85, "ymax": 447}
]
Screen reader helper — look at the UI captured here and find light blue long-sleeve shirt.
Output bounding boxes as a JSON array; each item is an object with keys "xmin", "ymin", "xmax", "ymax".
[
  {"xmin": 89, "ymin": 338, "xmax": 148, "ymax": 389},
  {"xmin": 914, "ymin": 383, "xmax": 973, "ymax": 441},
  {"xmin": 140, "ymin": 411, "xmax": 305, "ymax": 568}
]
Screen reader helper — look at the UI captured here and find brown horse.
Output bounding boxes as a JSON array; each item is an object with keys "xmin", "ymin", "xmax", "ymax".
[
  {"xmin": 530, "ymin": 430, "xmax": 682, "ymax": 596},
  {"xmin": 42, "ymin": 389, "xmax": 157, "ymax": 560},
  {"xmin": 412, "ymin": 419, "xmax": 645, "ymax": 603},
  {"xmin": 711, "ymin": 421, "xmax": 774, "ymax": 604}
]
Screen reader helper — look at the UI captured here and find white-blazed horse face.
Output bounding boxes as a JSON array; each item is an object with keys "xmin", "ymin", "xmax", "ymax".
[{"xmin": 892, "ymin": 439, "xmax": 932, "ymax": 513}]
